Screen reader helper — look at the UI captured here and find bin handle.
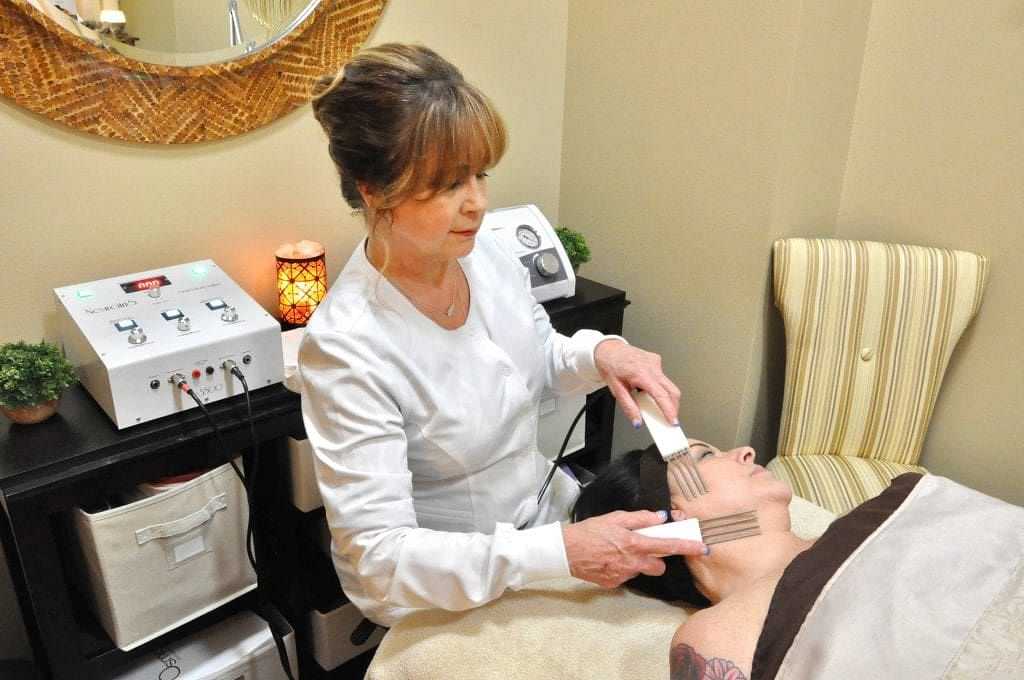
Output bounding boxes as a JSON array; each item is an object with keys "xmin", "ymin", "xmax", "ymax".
[{"xmin": 134, "ymin": 494, "xmax": 228, "ymax": 545}]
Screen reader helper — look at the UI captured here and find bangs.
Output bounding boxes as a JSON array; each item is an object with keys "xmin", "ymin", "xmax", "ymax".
[{"xmin": 388, "ymin": 85, "xmax": 507, "ymax": 203}]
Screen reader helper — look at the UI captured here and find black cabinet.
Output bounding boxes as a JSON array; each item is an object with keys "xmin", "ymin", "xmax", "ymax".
[{"xmin": 0, "ymin": 277, "xmax": 627, "ymax": 679}]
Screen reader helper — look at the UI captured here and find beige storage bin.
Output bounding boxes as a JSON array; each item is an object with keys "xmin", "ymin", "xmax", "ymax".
[
  {"xmin": 288, "ymin": 436, "xmax": 323, "ymax": 512},
  {"xmin": 309, "ymin": 600, "xmax": 387, "ymax": 671},
  {"xmin": 72, "ymin": 463, "xmax": 257, "ymax": 651}
]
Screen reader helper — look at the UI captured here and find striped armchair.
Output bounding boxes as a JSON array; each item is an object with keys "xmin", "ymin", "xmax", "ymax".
[{"xmin": 766, "ymin": 238, "xmax": 988, "ymax": 515}]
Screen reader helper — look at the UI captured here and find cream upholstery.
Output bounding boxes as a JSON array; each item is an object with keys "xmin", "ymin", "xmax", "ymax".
[
  {"xmin": 365, "ymin": 497, "xmax": 836, "ymax": 680},
  {"xmin": 767, "ymin": 238, "xmax": 987, "ymax": 515}
]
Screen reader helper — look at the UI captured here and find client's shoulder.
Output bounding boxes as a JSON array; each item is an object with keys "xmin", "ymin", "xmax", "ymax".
[{"xmin": 669, "ymin": 586, "xmax": 775, "ymax": 680}]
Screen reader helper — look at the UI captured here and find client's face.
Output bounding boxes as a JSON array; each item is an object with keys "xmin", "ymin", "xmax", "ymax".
[{"xmin": 669, "ymin": 440, "xmax": 792, "ymax": 518}]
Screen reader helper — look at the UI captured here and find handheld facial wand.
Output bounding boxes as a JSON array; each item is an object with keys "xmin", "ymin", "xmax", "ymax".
[
  {"xmin": 636, "ymin": 391, "xmax": 707, "ymax": 500},
  {"xmin": 636, "ymin": 511, "xmax": 761, "ymax": 546}
]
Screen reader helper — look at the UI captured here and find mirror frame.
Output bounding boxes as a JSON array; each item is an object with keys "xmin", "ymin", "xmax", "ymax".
[{"xmin": 0, "ymin": 0, "xmax": 386, "ymax": 144}]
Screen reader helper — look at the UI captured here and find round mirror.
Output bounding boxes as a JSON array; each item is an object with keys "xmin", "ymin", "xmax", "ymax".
[
  {"xmin": 0, "ymin": 0, "xmax": 385, "ymax": 143},
  {"xmin": 43, "ymin": 0, "xmax": 321, "ymax": 66}
]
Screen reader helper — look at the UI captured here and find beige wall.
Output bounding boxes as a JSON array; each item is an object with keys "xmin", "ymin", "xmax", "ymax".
[
  {"xmin": 561, "ymin": 0, "xmax": 1021, "ymax": 506},
  {"xmin": 560, "ymin": 0, "xmax": 871, "ymax": 456},
  {"xmin": 836, "ymin": 0, "xmax": 1024, "ymax": 505},
  {"xmin": 0, "ymin": 0, "xmax": 568, "ymax": 661}
]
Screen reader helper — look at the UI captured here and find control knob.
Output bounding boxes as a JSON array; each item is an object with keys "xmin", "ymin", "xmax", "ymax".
[
  {"xmin": 221, "ymin": 307, "xmax": 239, "ymax": 323},
  {"xmin": 148, "ymin": 287, "xmax": 162, "ymax": 299},
  {"xmin": 177, "ymin": 316, "xmax": 191, "ymax": 332},
  {"xmin": 128, "ymin": 327, "xmax": 147, "ymax": 345},
  {"xmin": 532, "ymin": 252, "xmax": 561, "ymax": 278}
]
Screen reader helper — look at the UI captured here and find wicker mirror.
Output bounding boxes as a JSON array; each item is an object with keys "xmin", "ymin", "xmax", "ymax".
[{"xmin": 0, "ymin": 0, "xmax": 386, "ymax": 143}]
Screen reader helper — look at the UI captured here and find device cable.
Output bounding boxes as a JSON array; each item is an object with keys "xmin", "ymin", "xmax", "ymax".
[
  {"xmin": 537, "ymin": 402, "xmax": 588, "ymax": 505},
  {"xmin": 223, "ymin": 362, "xmax": 296, "ymax": 680},
  {"xmin": 226, "ymin": 363, "xmax": 260, "ymax": 575},
  {"xmin": 515, "ymin": 402, "xmax": 589, "ymax": 531},
  {"xmin": 171, "ymin": 375, "xmax": 247, "ymax": 486},
  {"xmin": 171, "ymin": 375, "xmax": 255, "ymax": 570}
]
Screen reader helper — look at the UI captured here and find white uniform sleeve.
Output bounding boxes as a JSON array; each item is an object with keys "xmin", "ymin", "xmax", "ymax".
[
  {"xmin": 518, "ymin": 261, "xmax": 627, "ymax": 395},
  {"xmin": 299, "ymin": 329, "xmax": 571, "ymax": 615}
]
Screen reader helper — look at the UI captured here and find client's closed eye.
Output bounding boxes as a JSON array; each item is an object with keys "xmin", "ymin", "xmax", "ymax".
[{"xmin": 691, "ymin": 448, "xmax": 713, "ymax": 461}]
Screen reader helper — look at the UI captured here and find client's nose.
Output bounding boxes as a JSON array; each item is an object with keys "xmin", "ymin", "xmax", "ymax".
[{"xmin": 728, "ymin": 446, "xmax": 756, "ymax": 465}]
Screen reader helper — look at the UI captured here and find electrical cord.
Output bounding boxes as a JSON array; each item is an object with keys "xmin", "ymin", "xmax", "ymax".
[
  {"xmin": 171, "ymin": 375, "xmax": 255, "ymax": 570},
  {"xmin": 516, "ymin": 402, "xmax": 589, "ymax": 531},
  {"xmin": 537, "ymin": 402, "xmax": 588, "ymax": 504},
  {"xmin": 172, "ymin": 370, "xmax": 295, "ymax": 680},
  {"xmin": 222, "ymin": 361, "xmax": 296, "ymax": 680}
]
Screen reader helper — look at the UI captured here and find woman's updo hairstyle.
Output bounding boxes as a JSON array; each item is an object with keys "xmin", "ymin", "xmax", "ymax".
[
  {"xmin": 311, "ymin": 43, "xmax": 507, "ymax": 227},
  {"xmin": 572, "ymin": 446, "xmax": 711, "ymax": 606}
]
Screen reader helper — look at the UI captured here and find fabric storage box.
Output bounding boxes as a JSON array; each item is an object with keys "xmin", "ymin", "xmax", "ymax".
[
  {"xmin": 310, "ymin": 600, "xmax": 387, "ymax": 671},
  {"xmin": 111, "ymin": 610, "xmax": 297, "ymax": 680},
  {"xmin": 288, "ymin": 436, "xmax": 323, "ymax": 512},
  {"xmin": 72, "ymin": 463, "xmax": 257, "ymax": 650}
]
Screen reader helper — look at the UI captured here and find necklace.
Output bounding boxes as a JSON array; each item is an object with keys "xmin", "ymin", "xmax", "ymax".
[
  {"xmin": 444, "ymin": 285, "xmax": 458, "ymax": 317},
  {"xmin": 391, "ymin": 267, "xmax": 463, "ymax": 319}
]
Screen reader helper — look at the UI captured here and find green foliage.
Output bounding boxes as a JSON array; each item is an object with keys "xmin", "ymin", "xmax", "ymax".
[
  {"xmin": 555, "ymin": 225, "xmax": 592, "ymax": 269},
  {"xmin": 0, "ymin": 341, "xmax": 77, "ymax": 409}
]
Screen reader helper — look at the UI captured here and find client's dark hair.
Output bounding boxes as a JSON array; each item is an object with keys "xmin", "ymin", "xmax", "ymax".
[{"xmin": 572, "ymin": 446, "xmax": 711, "ymax": 606}]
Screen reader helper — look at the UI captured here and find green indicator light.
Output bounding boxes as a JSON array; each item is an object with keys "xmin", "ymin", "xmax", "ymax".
[{"xmin": 76, "ymin": 289, "xmax": 95, "ymax": 300}]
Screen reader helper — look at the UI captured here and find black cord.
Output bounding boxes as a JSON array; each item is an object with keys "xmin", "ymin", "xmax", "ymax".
[
  {"xmin": 178, "ymin": 373, "xmax": 294, "ymax": 680},
  {"xmin": 230, "ymin": 367, "xmax": 261, "ymax": 579},
  {"xmin": 182, "ymin": 387, "xmax": 247, "ymax": 487},
  {"xmin": 536, "ymin": 402, "xmax": 588, "ymax": 505},
  {"xmin": 182, "ymin": 385, "xmax": 255, "ymax": 571},
  {"xmin": 227, "ymin": 366, "xmax": 296, "ymax": 680}
]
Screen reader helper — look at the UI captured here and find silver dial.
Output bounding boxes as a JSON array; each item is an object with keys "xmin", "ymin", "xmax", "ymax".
[
  {"xmin": 516, "ymin": 225, "xmax": 541, "ymax": 249},
  {"xmin": 533, "ymin": 252, "xmax": 561, "ymax": 278}
]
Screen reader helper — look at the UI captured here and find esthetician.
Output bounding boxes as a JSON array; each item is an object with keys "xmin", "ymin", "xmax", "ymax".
[{"xmin": 299, "ymin": 43, "xmax": 706, "ymax": 627}]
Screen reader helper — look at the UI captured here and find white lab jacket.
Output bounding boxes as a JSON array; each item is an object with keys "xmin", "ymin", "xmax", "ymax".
[{"xmin": 299, "ymin": 229, "xmax": 618, "ymax": 626}]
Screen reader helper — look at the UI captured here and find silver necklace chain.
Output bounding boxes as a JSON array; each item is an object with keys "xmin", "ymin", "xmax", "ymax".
[{"xmin": 391, "ymin": 269, "xmax": 463, "ymax": 319}]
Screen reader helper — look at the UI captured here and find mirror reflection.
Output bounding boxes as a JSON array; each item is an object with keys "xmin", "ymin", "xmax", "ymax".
[{"xmin": 43, "ymin": 0, "xmax": 320, "ymax": 66}]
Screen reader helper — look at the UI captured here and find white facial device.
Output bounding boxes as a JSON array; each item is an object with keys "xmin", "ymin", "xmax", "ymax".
[
  {"xmin": 482, "ymin": 204, "xmax": 576, "ymax": 302},
  {"xmin": 54, "ymin": 260, "xmax": 284, "ymax": 429}
]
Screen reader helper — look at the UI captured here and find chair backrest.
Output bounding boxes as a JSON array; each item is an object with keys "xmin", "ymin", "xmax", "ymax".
[{"xmin": 773, "ymin": 238, "xmax": 988, "ymax": 464}]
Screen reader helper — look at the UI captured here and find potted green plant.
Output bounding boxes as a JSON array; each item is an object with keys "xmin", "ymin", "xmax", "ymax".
[
  {"xmin": 0, "ymin": 341, "xmax": 77, "ymax": 425},
  {"xmin": 555, "ymin": 225, "xmax": 592, "ymax": 272}
]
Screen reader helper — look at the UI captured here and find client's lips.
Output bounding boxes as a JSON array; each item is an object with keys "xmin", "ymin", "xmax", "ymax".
[{"xmin": 451, "ymin": 229, "xmax": 478, "ymax": 237}]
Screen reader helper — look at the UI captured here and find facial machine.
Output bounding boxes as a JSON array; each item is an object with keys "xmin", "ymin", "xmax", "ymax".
[
  {"xmin": 55, "ymin": 260, "xmax": 284, "ymax": 429},
  {"xmin": 482, "ymin": 204, "xmax": 576, "ymax": 302}
]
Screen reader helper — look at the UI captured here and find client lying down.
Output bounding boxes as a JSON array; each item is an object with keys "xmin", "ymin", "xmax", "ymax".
[{"xmin": 572, "ymin": 441, "xmax": 1024, "ymax": 680}]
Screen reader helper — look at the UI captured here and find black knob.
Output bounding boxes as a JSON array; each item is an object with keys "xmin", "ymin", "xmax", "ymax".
[
  {"xmin": 149, "ymin": 379, "xmax": 160, "ymax": 390},
  {"xmin": 242, "ymin": 354, "xmax": 253, "ymax": 365}
]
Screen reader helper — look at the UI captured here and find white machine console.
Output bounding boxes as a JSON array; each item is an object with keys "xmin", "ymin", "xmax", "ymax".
[
  {"xmin": 482, "ymin": 204, "xmax": 576, "ymax": 302},
  {"xmin": 54, "ymin": 260, "xmax": 284, "ymax": 429}
]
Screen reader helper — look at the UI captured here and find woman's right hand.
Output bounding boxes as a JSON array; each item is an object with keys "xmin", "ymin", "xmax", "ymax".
[{"xmin": 562, "ymin": 510, "xmax": 708, "ymax": 588}]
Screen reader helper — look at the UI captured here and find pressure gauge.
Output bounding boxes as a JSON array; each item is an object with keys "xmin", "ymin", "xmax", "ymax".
[{"xmin": 516, "ymin": 224, "xmax": 541, "ymax": 249}]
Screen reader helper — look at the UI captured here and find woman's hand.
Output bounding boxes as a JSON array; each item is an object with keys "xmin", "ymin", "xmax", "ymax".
[
  {"xmin": 562, "ymin": 510, "xmax": 707, "ymax": 589},
  {"xmin": 594, "ymin": 340, "xmax": 680, "ymax": 427}
]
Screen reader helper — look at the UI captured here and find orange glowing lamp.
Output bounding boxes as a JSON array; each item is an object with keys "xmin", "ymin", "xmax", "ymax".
[{"xmin": 275, "ymin": 240, "xmax": 327, "ymax": 326}]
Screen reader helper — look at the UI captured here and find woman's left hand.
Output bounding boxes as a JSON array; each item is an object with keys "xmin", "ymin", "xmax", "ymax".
[{"xmin": 594, "ymin": 340, "xmax": 680, "ymax": 427}]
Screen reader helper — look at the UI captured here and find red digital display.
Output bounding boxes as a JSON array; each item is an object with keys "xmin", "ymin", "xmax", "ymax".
[{"xmin": 120, "ymin": 275, "xmax": 172, "ymax": 293}]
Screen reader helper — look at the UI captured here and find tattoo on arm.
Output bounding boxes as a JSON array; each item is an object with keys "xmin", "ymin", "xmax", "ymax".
[{"xmin": 670, "ymin": 643, "xmax": 748, "ymax": 680}]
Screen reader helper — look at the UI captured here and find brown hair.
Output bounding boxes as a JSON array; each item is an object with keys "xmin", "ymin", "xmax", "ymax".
[{"xmin": 312, "ymin": 43, "xmax": 507, "ymax": 229}]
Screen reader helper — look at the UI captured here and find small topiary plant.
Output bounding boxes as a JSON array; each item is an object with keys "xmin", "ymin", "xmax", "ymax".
[
  {"xmin": 0, "ymin": 341, "xmax": 77, "ymax": 409},
  {"xmin": 555, "ymin": 226, "xmax": 591, "ymax": 270}
]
